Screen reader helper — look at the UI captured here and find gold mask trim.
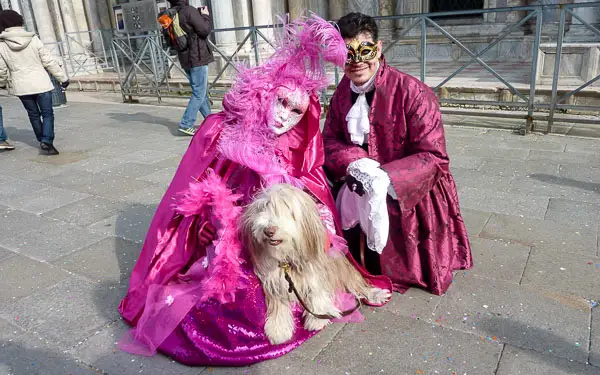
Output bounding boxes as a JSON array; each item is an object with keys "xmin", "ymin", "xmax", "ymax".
[{"xmin": 346, "ymin": 39, "xmax": 378, "ymax": 64}]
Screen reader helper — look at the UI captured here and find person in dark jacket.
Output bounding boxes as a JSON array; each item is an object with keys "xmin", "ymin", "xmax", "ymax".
[{"xmin": 168, "ymin": 0, "xmax": 214, "ymax": 136}]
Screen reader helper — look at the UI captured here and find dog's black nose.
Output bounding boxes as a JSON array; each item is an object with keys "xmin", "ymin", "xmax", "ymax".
[{"xmin": 264, "ymin": 226, "xmax": 277, "ymax": 237}]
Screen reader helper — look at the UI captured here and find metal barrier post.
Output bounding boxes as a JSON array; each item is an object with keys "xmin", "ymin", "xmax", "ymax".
[
  {"xmin": 526, "ymin": 9, "xmax": 543, "ymax": 134},
  {"xmin": 420, "ymin": 16, "xmax": 426, "ymax": 83},
  {"xmin": 548, "ymin": 6, "xmax": 567, "ymax": 134}
]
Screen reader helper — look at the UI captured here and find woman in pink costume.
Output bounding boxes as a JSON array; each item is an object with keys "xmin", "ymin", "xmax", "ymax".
[{"xmin": 118, "ymin": 15, "xmax": 391, "ymax": 366}]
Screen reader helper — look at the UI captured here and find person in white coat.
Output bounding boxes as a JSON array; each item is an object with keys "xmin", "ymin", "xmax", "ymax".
[{"xmin": 0, "ymin": 10, "xmax": 69, "ymax": 155}]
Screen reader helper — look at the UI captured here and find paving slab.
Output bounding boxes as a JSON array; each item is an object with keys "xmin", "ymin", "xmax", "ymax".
[
  {"xmin": 100, "ymin": 162, "xmax": 166, "ymax": 179},
  {"xmin": 438, "ymin": 273, "xmax": 590, "ymax": 364},
  {"xmin": 564, "ymin": 137, "xmax": 600, "ymax": 154},
  {"xmin": 469, "ymin": 237, "xmax": 531, "ymax": 284},
  {"xmin": 137, "ymin": 167, "xmax": 176, "ymax": 186},
  {"xmin": 43, "ymin": 196, "xmax": 128, "ymax": 227},
  {"xmin": 458, "ymin": 188, "xmax": 550, "ymax": 219},
  {"xmin": 592, "ymin": 308, "xmax": 600, "ymax": 367},
  {"xmin": 315, "ymin": 309, "xmax": 503, "ymax": 374},
  {"xmin": 497, "ymin": 345, "xmax": 600, "ymax": 375},
  {"xmin": 0, "ymin": 277, "xmax": 124, "ymax": 349},
  {"xmin": 521, "ymin": 247, "xmax": 600, "ymax": 300},
  {"xmin": 0, "ymin": 254, "xmax": 70, "ymax": 305},
  {"xmin": 69, "ymin": 320, "xmax": 203, "ymax": 375},
  {"xmin": 88, "ymin": 204, "xmax": 157, "ymax": 243},
  {"xmin": 119, "ymin": 150, "xmax": 177, "ymax": 165},
  {"xmin": 559, "ymin": 165, "xmax": 600, "ymax": 185},
  {"xmin": 291, "ymin": 322, "xmax": 347, "ymax": 361},
  {"xmin": 378, "ymin": 287, "xmax": 443, "ymax": 322},
  {"xmin": 205, "ymin": 352, "xmax": 339, "ymax": 375},
  {"xmin": 545, "ymin": 199, "xmax": 600, "ymax": 227},
  {"xmin": 509, "ymin": 175, "xmax": 600, "ymax": 204},
  {"xmin": 0, "ymin": 335, "xmax": 96, "ymax": 375},
  {"xmin": 451, "ymin": 168, "xmax": 515, "ymax": 192},
  {"xmin": 0, "ymin": 245, "xmax": 14, "ymax": 262},
  {"xmin": 477, "ymin": 158, "xmax": 561, "ymax": 178},
  {"xmin": 67, "ymin": 155, "xmax": 132, "ymax": 174},
  {"xmin": 121, "ymin": 184, "xmax": 167, "ymax": 205},
  {"xmin": 528, "ymin": 150, "xmax": 600, "ymax": 165},
  {"xmin": 460, "ymin": 208, "xmax": 491, "ymax": 237},
  {"xmin": 52, "ymin": 237, "xmax": 140, "ymax": 286},
  {"xmin": 481, "ymin": 213, "xmax": 598, "ymax": 256},
  {"xmin": 456, "ymin": 145, "xmax": 531, "ymax": 160},
  {"xmin": 0, "ymin": 220, "xmax": 108, "ymax": 262},
  {"xmin": 45, "ymin": 169, "xmax": 155, "ymax": 200},
  {"xmin": 0, "ymin": 178, "xmax": 46, "ymax": 200},
  {"xmin": 1, "ymin": 186, "xmax": 90, "ymax": 214}
]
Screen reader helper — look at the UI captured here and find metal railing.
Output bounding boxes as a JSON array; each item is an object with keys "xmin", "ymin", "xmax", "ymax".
[{"xmin": 48, "ymin": 2, "xmax": 600, "ymax": 134}]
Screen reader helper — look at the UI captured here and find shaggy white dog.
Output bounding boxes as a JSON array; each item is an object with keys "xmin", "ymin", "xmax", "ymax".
[{"xmin": 241, "ymin": 184, "xmax": 391, "ymax": 345}]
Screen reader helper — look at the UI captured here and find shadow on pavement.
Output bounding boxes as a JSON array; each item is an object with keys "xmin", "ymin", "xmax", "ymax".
[
  {"xmin": 5, "ymin": 126, "xmax": 40, "ymax": 148},
  {"xmin": 0, "ymin": 340, "xmax": 95, "ymax": 374},
  {"xmin": 91, "ymin": 203, "xmax": 158, "ymax": 340},
  {"xmin": 530, "ymin": 173, "xmax": 600, "ymax": 194},
  {"xmin": 106, "ymin": 112, "xmax": 182, "ymax": 136},
  {"xmin": 479, "ymin": 316, "xmax": 596, "ymax": 374}
]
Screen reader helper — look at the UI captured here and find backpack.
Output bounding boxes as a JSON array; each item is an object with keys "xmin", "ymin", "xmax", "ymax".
[{"xmin": 158, "ymin": 8, "xmax": 188, "ymax": 52}]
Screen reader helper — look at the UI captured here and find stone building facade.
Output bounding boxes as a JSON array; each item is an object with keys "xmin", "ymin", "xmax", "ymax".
[{"xmin": 0, "ymin": 0, "xmax": 597, "ymax": 83}]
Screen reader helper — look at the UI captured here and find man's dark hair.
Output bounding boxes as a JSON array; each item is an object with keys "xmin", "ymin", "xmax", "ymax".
[
  {"xmin": 336, "ymin": 12, "xmax": 379, "ymax": 41},
  {"xmin": 0, "ymin": 10, "xmax": 24, "ymax": 33}
]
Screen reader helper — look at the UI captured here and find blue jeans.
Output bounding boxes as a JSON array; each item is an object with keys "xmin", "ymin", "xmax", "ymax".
[
  {"xmin": 180, "ymin": 65, "xmax": 211, "ymax": 129},
  {"xmin": 0, "ymin": 104, "xmax": 6, "ymax": 142},
  {"xmin": 19, "ymin": 91, "xmax": 55, "ymax": 145}
]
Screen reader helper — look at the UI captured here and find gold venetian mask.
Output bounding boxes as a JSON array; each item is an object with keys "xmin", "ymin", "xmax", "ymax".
[{"xmin": 346, "ymin": 39, "xmax": 378, "ymax": 64}]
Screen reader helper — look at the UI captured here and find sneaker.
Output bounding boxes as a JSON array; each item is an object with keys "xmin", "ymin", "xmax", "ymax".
[
  {"xmin": 178, "ymin": 127, "xmax": 196, "ymax": 136},
  {"xmin": 0, "ymin": 141, "xmax": 15, "ymax": 150}
]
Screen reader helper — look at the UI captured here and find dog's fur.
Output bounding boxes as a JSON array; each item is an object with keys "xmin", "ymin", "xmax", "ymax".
[{"xmin": 241, "ymin": 184, "xmax": 390, "ymax": 345}]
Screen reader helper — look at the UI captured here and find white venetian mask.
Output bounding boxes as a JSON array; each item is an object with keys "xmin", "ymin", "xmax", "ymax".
[{"xmin": 268, "ymin": 86, "xmax": 310, "ymax": 135}]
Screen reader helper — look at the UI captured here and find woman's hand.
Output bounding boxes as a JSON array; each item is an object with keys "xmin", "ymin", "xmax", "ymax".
[{"xmin": 198, "ymin": 221, "xmax": 216, "ymax": 246}]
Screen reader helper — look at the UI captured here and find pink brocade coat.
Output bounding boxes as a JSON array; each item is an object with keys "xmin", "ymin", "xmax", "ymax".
[{"xmin": 323, "ymin": 60, "xmax": 473, "ymax": 295}]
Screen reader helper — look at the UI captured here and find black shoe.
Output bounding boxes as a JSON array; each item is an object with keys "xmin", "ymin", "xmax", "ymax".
[{"xmin": 40, "ymin": 142, "xmax": 59, "ymax": 155}]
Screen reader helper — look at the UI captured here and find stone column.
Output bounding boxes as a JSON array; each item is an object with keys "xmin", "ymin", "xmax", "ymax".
[
  {"xmin": 378, "ymin": 0, "xmax": 394, "ymax": 40},
  {"xmin": 329, "ymin": 0, "xmax": 345, "ymax": 20},
  {"xmin": 252, "ymin": 0, "xmax": 286, "ymax": 50},
  {"xmin": 288, "ymin": 0, "xmax": 308, "ymax": 20},
  {"xmin": 211, "ymin": 0, "xmax": 237, "ymax": 53},
  {"xmin": 233, "ymin": 0, "xmax": 253, "ymax": 46},
  {"xmin": 9, "ymin": 0, "xmax": 20, "ymax": 11},
  {"xmin": 289, "ymin": 0, "xmax": 328, "ymax": 19},
  {"xmin": 96, "ymin": 0, "xmax": 113, "ymax": 30},
  {"xmin": 30, "ymin": 0, "xmax": 57, "ymax": 43},
  {"xmin": 569, "ymin": 0, "xmax": 600, "ymax": 40},
  {"xmin": 17, "ymin": 0, "xmax": 36, "ymax": 33},
  {"xmin": 395, "ymin": 0, "xmax": 422, "ymax": 34},
  {"xmin": 57, "ymin": 0, "xmax": 86, "ymax": 54},
  {"xmin": 345, "ymin": 0, "xmax": 378, "ymax": 16},
  {"xmin": 72, "ymin": 0, "xmax": 92, "ymax": 48}
]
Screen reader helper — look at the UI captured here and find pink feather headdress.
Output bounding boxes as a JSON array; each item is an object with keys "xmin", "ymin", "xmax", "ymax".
[{"xmin": 217, "ymin": 13, "xmax": 347, "ymax": 185}]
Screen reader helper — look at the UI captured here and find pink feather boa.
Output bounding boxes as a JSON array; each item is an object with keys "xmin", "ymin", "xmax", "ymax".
[{"xmin": 173, "ymin": 169, "xmax": 246, "ymax": 304}]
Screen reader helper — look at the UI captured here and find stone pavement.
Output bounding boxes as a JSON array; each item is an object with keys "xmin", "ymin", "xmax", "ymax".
[{"xmin": 0, "ymin": 94, "xmax": 599, "ymax": 375}]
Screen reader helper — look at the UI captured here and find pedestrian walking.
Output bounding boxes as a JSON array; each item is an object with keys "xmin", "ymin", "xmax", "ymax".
[
  {"xmin": 0, "ymin": 103, "xmax": 15, "ymax": 151},
  {"xmin": 0, "ymin": 10, "xmax": 69, "ymax": 155},
  {"xmin": 159, "ymin": 0, "xmax": 213, "ymax": 136}
]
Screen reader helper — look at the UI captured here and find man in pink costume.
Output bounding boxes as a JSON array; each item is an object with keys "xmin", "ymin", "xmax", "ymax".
[
  {"xmin": 118, "ymin": 15, "xmax": 391, "ymax": 366},
  {"xmin": 323, "ymin": 13, "xmax": 473, "ymax": 296}
]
